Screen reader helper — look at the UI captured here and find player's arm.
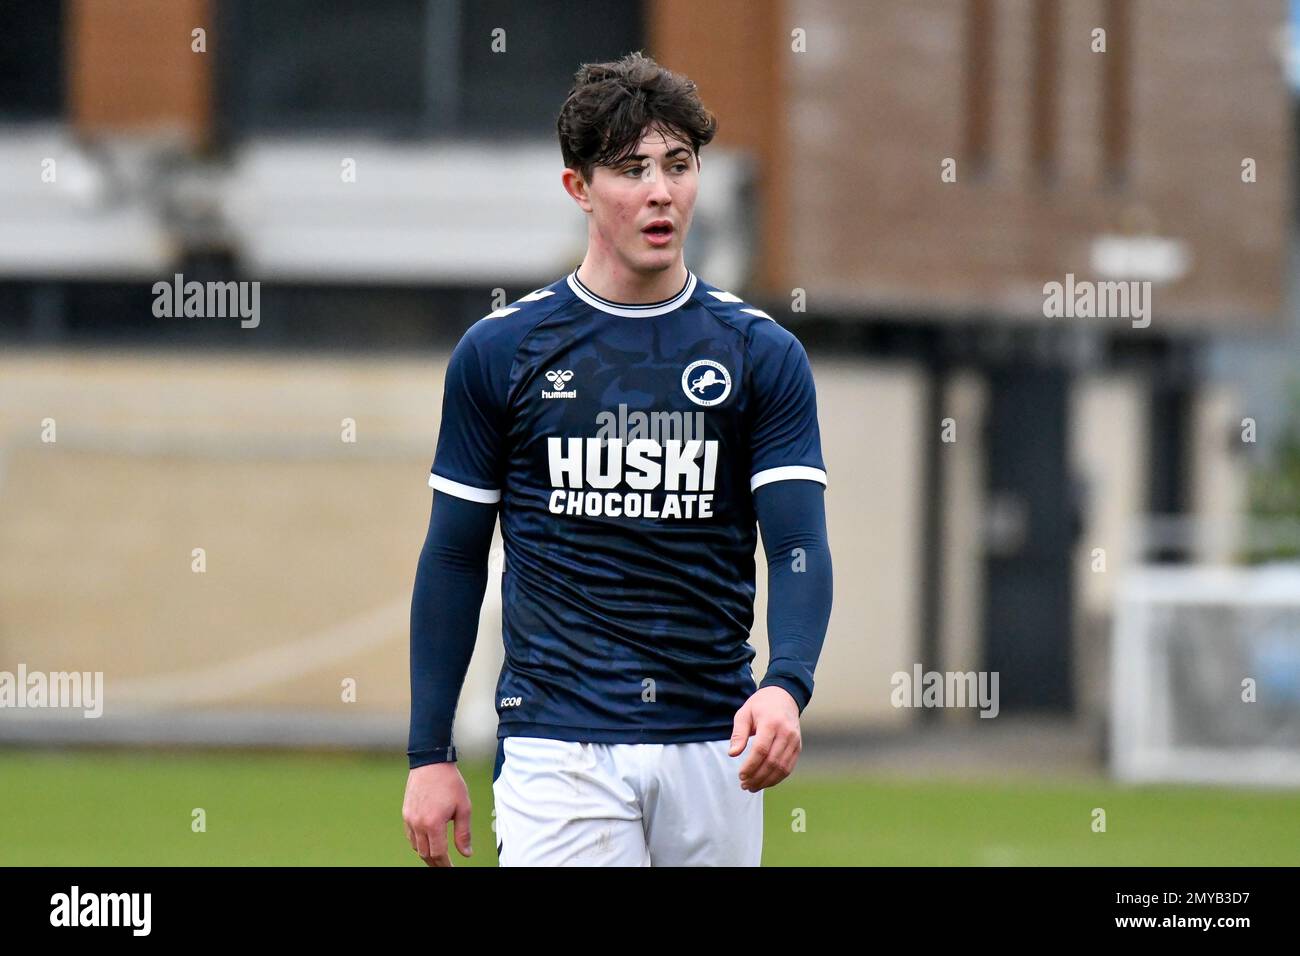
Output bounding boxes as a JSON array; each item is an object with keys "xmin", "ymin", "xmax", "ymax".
[
  {"xmin": 402, "ymin": 320, "xmax": 508, "ymax": 866},
  {"xmin": 730, "ymin": 321, "xmax": 833, "ymax": 792},
  {"xmin": 406, "ymin": 490, "xmax": 499, "ymax": 769},
  {"xmin": 733, "ymin": 478, "xmax": 832, "ymax": 792},
  {"xmin": 402, "ymin": 490, "xmax": 497, "ymax": 866}
]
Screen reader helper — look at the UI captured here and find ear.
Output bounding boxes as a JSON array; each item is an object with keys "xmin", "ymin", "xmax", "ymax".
[{"xmin": 561, "ymin": 167, "xmax": 593, "ymax": 212}]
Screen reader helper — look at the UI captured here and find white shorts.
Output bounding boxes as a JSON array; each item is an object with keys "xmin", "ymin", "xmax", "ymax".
[{"xmin": 492, "ymin": 736, "xmax": 764, "ymax": 866}]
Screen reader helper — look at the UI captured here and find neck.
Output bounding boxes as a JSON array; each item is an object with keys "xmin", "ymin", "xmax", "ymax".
[{"xmin": 574, "ymin": 251, "xmax": 689, "ymax": 304}]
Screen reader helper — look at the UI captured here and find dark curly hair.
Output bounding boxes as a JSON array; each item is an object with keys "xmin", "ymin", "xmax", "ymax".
[{"xmin": 557, "ymin": 51, "xmax": 718, "ymax": 185}]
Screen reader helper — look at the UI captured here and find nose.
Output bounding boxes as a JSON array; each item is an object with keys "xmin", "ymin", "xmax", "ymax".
[{"xmin": 646, "ymin": 170, "xmax": 672, "ymax": 205}]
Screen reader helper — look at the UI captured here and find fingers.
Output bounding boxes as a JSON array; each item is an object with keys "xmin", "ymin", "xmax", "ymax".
[
  {"xmin": 425, "ymin": 815, "xmax": 450, "ymax": 865},
  {"xmin": 738, "ymin": 723, "xmax": 776, "ymax": 784},
  {"xmin": 403, "ymin": 765, "xmax": 471, "ymax": 866},
  {"xmin": 738, "ymin": 720, "xmax": 802, "ymax": 792},
  {"xmin": 742, "ymin": 731, "xmax": 801, "ymax": 792},
  {"xmin": 419, "ymin": 829, "xmax": 451, "ymax": 866},
  {"xmin": 404, "ymin": 807, "xmax": 453, "ymax": 866},
  {"xmin": 452, "ymin": 799, "xmax": 473, "ymax": 858},
  {"xmin": 408, "ymin": 820, "xmax": 444, "ymax": 865},
  {"xmin": 729, "ymin": 706, "xmax": 755, "ymax": 757},
  {"xmin": 406, "ymin": 820, "xmax": 426, "ymax": 858}
]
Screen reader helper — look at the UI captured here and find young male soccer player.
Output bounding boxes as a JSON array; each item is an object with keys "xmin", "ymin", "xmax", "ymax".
[{"xmin": 402, "ymin": 52, "xmax": 833, "ymax": 866}]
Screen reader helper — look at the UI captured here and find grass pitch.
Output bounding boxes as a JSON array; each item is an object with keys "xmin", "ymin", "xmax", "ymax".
[{"xmin": 1, "ymin": 749, "xmax": 1296, "ymax": 866}]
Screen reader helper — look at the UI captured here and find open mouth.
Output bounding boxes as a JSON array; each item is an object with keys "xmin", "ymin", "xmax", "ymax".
[{"xmin": 642, "ymin": 221, "xmax": 674, "ymax": 237}]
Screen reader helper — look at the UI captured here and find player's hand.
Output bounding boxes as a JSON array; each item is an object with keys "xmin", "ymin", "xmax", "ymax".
[
  {"xmin": 402, "ymin": 763, "xmax": 473, "ymax": 866},
  {"xmin": 729, "ymin": 685, "xmax": 802, "ymax": 792}
]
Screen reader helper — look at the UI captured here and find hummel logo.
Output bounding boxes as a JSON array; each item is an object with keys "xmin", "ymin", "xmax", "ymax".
[{"xmin": 542, "ymin": 369, "xmax": 577, "ymax": 399}]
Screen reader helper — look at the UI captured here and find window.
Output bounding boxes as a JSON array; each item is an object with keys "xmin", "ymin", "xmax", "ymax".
[
  {"xmin": 216, "ymin": 0, "xmax": 644, "ymax": 138},
  {"xmin": 0, "ymin": 0, "xmax": 63, "ymax": 121}
]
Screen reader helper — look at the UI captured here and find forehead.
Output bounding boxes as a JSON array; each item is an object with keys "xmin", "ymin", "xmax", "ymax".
[{"xmin": 632, "ymin": 127, "xmax": 691, "ymax": 154}]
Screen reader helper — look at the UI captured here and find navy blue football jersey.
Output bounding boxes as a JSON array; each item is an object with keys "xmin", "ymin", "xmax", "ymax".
[{"xmin": 429, "ymin": 267, "xmax": 827, "ymax": 744}]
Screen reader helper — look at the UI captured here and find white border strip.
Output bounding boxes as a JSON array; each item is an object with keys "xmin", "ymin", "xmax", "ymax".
[
  {"xmin": 750, "ymin": 465, "xmax": 828, "ymax": 492},
  {"xmin": 429, "ymin": 472, "xmax": 501, "ymax": 504},
  {"xmin": 567, "ymin": 270, "xmax": 697, "ymax": 317}
]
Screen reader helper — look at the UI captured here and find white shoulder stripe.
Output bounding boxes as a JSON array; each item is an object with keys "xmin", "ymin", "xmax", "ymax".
[
  {"xmin": 708, "ymin": 290, "xmax": 773, "ymax": 320},
  {"xmin": 484, "ymin": 288, "xmax": 556, "ymax": 320},
  {"xmin": 750, "ymin": 465, "xmax": 828, "ymax": 492},
  {"xmin": 429, "ymin": 473, "xmax": 501, "ymax": 504}
]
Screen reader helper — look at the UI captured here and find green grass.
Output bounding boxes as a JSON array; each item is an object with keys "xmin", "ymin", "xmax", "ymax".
[{"xmin": 1, "ymin": 750, "xmax": 1296, "ymax": 866}]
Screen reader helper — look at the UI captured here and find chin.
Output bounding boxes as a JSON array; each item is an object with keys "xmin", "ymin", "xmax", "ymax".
[{"xmin": 641, "ymin": 247, "xmax": 680, "ymax": 267}]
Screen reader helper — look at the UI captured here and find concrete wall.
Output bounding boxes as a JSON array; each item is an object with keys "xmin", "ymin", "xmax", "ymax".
[{"xmin": 0, "ymin": 348, "xmax": 1249, "ymax": 750}]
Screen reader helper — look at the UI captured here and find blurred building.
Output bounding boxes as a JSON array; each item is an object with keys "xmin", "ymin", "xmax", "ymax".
[{"xmin": 0, "ymin": 1, "xmax": 1292, "ymax": 753}]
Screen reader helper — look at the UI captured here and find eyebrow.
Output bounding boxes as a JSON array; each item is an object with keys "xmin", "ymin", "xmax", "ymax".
[{"xmin": 620, "ymin": 148, "xmax": 693, "ymax": 164}]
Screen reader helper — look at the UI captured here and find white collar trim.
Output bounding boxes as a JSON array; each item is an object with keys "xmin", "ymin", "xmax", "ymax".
[{"xmin": 567, "ymin": 269, "xmax": 697, "ymax": 317}]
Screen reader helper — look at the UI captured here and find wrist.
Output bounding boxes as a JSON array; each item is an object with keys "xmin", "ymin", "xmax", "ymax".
[
  {"xmin": 407, "ymin": 744, "xmax": 458, "ymax": 769},
  {"xmin": 758, "ymin": 676, "xmax": 809, "ymax": 714}
]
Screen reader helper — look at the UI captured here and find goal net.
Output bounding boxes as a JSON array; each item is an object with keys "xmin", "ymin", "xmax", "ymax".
[{"xmin": 1110, "ymin": 563, "xmax": 1300, "ymax": 786}]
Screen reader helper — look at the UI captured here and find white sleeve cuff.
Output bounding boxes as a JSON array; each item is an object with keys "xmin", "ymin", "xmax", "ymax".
[
  {"xmin": 750, "ymin": 465, "xmax": 828, "ymax": 492},
  {"xmin": 428, "ymin": 473, "xmax": 501, "ymax": 504}
]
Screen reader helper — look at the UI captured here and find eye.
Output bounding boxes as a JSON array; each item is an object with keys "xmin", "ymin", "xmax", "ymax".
[
  {"xmin": 671, "ymin": 162, "xmax": 689, "ymax": 173},
  {"xmin": 623, "ymin": 166, "xmax": 646, "ymax": 177}
]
